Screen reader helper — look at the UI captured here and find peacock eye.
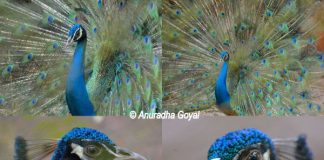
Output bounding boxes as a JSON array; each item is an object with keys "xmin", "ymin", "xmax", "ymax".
[
  {"xmin": 248, "ymin": 151, "xmax": 261, "ymax": 160},
  {"xmin": 84, "ymin": 145, "xmax": 102, "ymax": 157},
  {"xmin": 118, "ymin": 0, "xmax": 126, "ymax": 9},
  {"xmin": 223, "ymin": 54, "xmax": 229, "ymax": 61}
]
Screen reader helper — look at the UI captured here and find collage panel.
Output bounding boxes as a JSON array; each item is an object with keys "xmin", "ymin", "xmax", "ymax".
[
  {"xmin": 163, "ymin": 117, "xmax": 324, "ymax": 159},
  {"xmin": 0, "ymin": 0, "xmax": 324, "ymax": 159},
  {"xmin": 162, "ymin": 0, "xmax": 324, "ymax": 116},
  {"xmin": 0, "ymin": 0, "xmax": 162, "ymax": 116},
  {"xmin": 0, "ymin": 117, "xmax": 162, "ymax": 160}
]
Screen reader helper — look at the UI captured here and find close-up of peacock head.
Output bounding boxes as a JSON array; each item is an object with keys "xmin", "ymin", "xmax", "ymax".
[
  {"xmin": 56, "ymin": 139, "xmax": 147, "ymax": 160},
  {"xmin": 15, "ymin": 127, "xmax": 147, "ymax": 160},
  {"xmin": 67, "ymin": 24, "xmax": 87, "ymax": 46},
  {"xmin": 208, "ymin": 128, "xmax": 313, "ymax": 160},
  {"xmin": 220, "ymin": 51, "xmax": 230, "ymax": 62},
  {"xmin": 208, "ymin": 128, "xmax": 275, "ymax": 160}
]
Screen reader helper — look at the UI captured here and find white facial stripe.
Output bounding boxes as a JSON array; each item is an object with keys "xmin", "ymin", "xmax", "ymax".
[
  {"xmin": 71, "ymin": 143, "xmax": 88, "ymax": 160},
  {"xmin": 77, "ymin": 28, "xmax": 83, "ymax": 40},
  {"xmin": 98, "ymin": 143, "xmax": 122, "ymax": 158},
  {"xmin": 72, "ymin": 28, "xmax": 82, "ymax": 41},
  {"xmin": 99, "ymin": 143, "xmax": 147, "ymax": 160},
  {"xmin": 115, "ymin": 146, "xmax": 148, "ymax": 160},
  {"xmin": 263, "ymin": 150, "xmax": 270, "ymax": 160},
  {"xmin": 72, "ymin": 28, "xmax": 79, "ymax": 40},
  {"xmin": 211, "ymin": 158, "xmax": 221, "ymax": 160}
]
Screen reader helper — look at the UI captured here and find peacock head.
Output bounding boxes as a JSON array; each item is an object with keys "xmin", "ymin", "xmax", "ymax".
[
  {"xmin": 220, "ymin": 51, "xmax": 230, "ymax": 62},
  {"xmin": 66, "ymin": 24, "xmax": 87, "ymax": 46},
  {"xmin": 52, "ymin": 128, "xmax": 147, "ymax": 160},
  {"xmin": 208, "ymin": 128, "xmax": 276, "ymax": 160}
]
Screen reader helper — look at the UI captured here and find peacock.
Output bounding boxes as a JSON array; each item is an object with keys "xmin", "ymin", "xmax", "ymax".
[
  {"xmin": 208, "ymin": 128, "xmax": 313, "ymax": 160},
  {"xmin": 0, "ymin": 0, "xmax": 162, "ymax": 116},
  {"xmin": 162, "ymin": 0, "xmax": 324, "ymax": 116},
  {"xmin": 14, "ymin": 127, "xmax": 148, "ymax": 160}
]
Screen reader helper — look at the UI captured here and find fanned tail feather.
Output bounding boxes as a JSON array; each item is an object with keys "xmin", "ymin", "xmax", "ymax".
[
  {"xmin": 0, "ymin": 0, "xmax": 162, "ymax": 115},
  {"xmin": 14, "ymin": 136, "xmax": 57, "ymax": 160},
  {"xmin": 162, "ymin": 0, "xmax": 324, "ymax": 116},
  {"xmin": 274, "ymin": 135, "xmax": 313, "ymax": 160}
]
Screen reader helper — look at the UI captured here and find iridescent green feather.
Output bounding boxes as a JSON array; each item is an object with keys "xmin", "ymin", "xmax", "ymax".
[
  {"xmin": 162, "ymin": 0, "xmax": 324, "ymax": 116},
  {"xmin": 0, "ymin": 0, "xmax": 162, "ymax": 116}
]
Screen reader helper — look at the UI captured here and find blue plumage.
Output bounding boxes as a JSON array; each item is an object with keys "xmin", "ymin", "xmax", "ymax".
[
  {"xmin": 215, "ymin": 51, "xmax": 234, "ymax": 115},
  {"xmin": 66, "ymin": 24, "xmax": 96, "ymax": 116},
  {"xmin": 215, "ymin": 51, "xmax": 230, "ymax": 105}
]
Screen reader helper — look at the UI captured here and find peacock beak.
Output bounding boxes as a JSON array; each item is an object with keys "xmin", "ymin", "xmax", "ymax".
[{"xmin": 113, "ymin": 146, "xmax": 148, "ymax": 160}]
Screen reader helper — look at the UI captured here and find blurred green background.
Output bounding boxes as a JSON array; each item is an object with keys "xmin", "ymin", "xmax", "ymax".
[{"xmin": 0, "ymin": 117, "xmax": 162, "ymax": 160}]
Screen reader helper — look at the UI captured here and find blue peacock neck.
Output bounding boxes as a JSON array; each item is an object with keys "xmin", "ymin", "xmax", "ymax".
[
  {"xmin": 215, "ymin": 61, "xmax": 230, "ymax": 105},
  {"xmin": 66, "ymin": 37, "xmax": 96, "ymax": 116}
]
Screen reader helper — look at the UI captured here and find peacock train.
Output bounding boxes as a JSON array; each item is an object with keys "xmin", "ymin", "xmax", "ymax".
[
  {"xmin": 0, "ymin": 0, "xmax": 162, "ymax": 116},
  {"xmin": 162, "ymin": 0, "xmax": 324, "ymax": 116}
]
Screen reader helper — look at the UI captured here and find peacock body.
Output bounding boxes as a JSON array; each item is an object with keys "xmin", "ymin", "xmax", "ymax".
[
  {"xmin": 14, "ymin": 127, "xmax": 148, "ymax": 160},
  {"xmin": 162, "ymin": 0, "xmax": 324, "ymax": 116},
  {"xmin": 0, "ymin": 0, "xmax": 162, "ymax": 116}
]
